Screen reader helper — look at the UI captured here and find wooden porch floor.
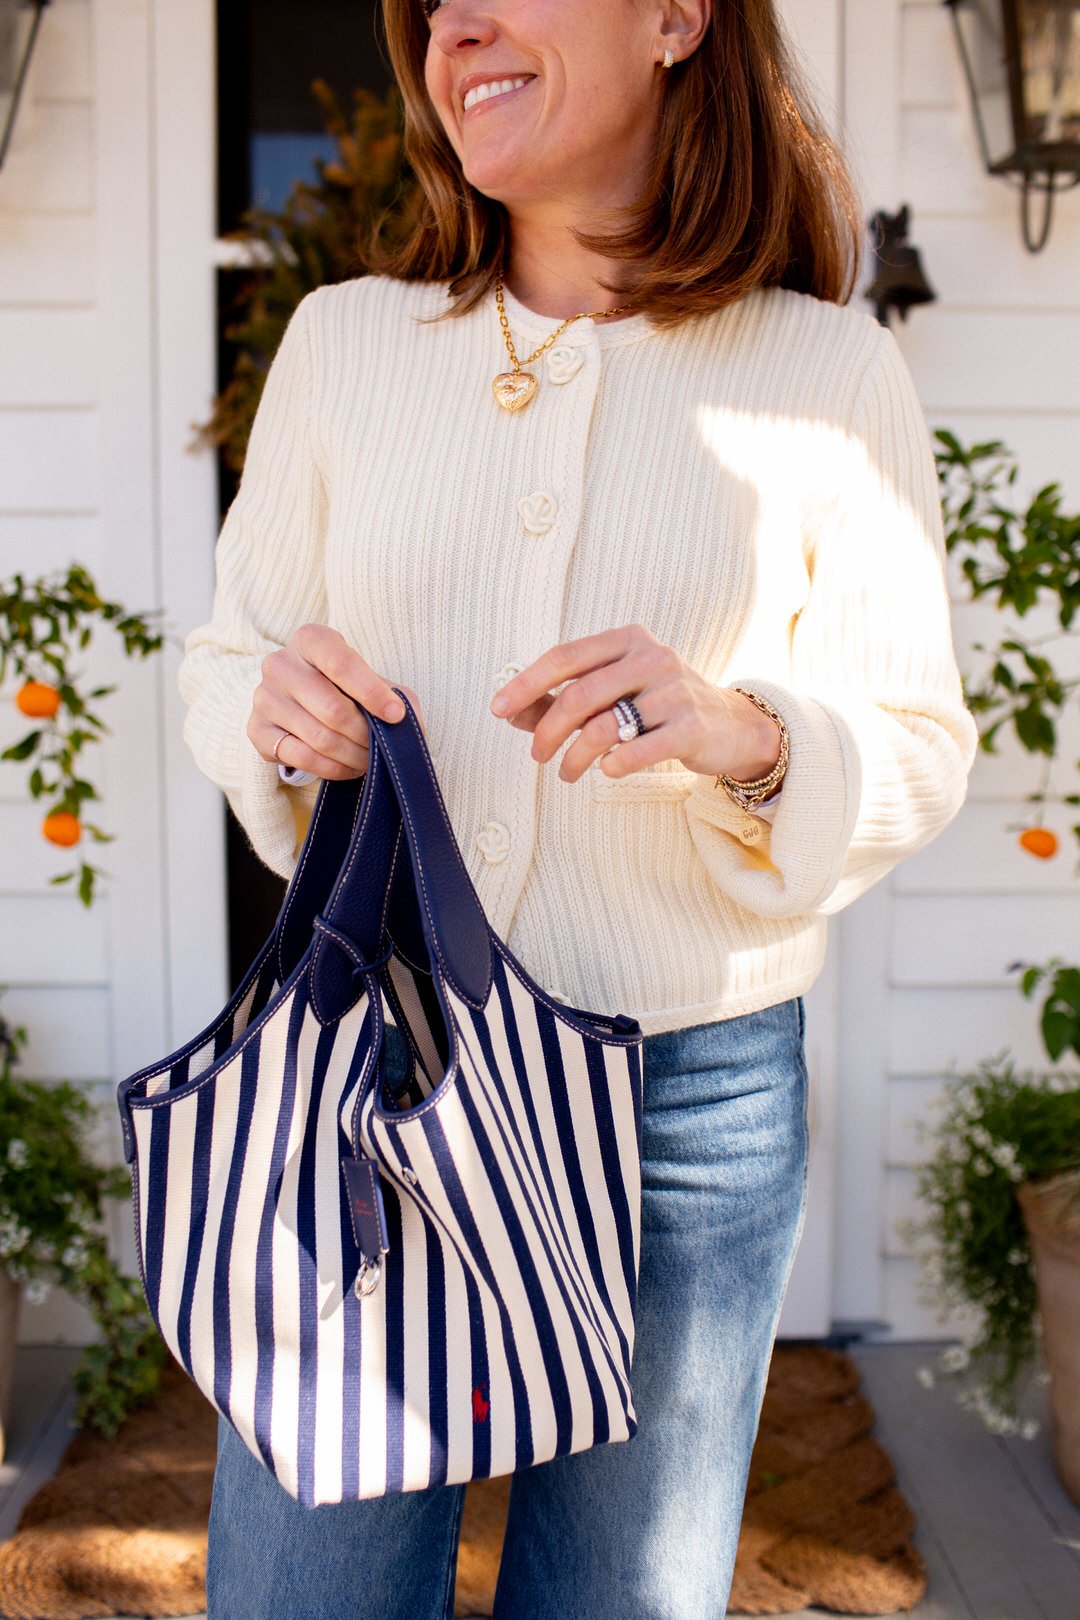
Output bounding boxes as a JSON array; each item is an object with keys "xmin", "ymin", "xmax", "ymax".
[{"xmin": 1, "ymin": 1342, "xmax": 1077, "ymax": 1619}]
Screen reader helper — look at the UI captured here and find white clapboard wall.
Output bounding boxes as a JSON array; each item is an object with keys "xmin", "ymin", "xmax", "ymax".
[
  {"xmin": 0, "ymin": 0, "xmax": 1076, "ymax": 1349},
  {"xmin": 0, "ymin": 0, "xmax": 226, "ymax": 1344}
]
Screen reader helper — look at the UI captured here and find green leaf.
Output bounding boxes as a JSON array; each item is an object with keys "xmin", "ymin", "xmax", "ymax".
[
  {"xmin": 1, "ymin": 732, "xmax": 41, "ymax": 762},
  {"xmin": 1020, "ymin": 966, "xmax": 1043, "ymax": 998},
  {"xmin": 1014, "ymin": 703, "xmax": 1056, "ymax": 756},
  {"xmin": 1041, "ymin": 1009, "xmax": 1074, "ymax": 1062}
]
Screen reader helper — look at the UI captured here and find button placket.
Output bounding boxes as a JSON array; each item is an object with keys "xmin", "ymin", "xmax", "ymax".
[
  {"xmin": 518, "ymin": 491, "xmax": 559, "ymax": 535},
  {"xmin": 494, "ymin": 661, "xmax": 524, "ymax": 692},
  {"xmin": 546, "ymin": 345, "xmax": 584, "ymax": 385},
  {"xmin": 476, "ymin": 820, "xmax": 511, "ymax": 865}
]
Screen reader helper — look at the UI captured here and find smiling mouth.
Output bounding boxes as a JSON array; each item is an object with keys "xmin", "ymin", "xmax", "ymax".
[{"xmin": 462, "ymin": 76, "xmax": 534, "ymax": 114}]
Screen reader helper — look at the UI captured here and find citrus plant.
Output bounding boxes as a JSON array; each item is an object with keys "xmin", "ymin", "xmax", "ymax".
[
  {"xmin": 0, "ymin": 997, "xmax": 167, "ymax": 1434},
  {"xmin": 0, "ymin": 564, "xmax": 164, "ymax": 905},
  {"xmin": 935, "ymin": 431, "xmax": 1080, "ymax": 868}
]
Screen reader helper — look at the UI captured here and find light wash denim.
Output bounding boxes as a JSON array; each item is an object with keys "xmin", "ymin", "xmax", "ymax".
[{"xmin": 206, "ymin": 995, "xmax": 809, "ymax": 1620}]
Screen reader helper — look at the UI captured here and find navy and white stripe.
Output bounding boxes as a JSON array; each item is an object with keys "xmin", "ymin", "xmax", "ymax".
[{"xmin": 119, "ymin": 703, "xmax": 643, "ymax": 1509}]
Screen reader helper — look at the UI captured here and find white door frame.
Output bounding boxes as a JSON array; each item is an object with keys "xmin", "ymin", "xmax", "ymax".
[
  {"xmin": 771, "ymin": 0, "xmax": 848, "ymax": 1338},
  {"xmin": 94, "ymin": 0, "xmax": 227, "ymax": 1094},
  {"xmin": 150, "ymin": 0, "xmax": 229, "ymax": 1042},
  {"xmin": 774, "ymin": 0, "xmax": 907, "ymax": 1334}
]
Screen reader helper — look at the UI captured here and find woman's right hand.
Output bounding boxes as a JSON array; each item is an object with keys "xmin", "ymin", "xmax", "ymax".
[{"xmin": 248, "ymin": 624, "xmax": 424, "ymax": 780}]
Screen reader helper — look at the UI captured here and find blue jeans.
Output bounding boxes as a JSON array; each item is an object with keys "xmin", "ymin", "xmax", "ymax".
[{"xmin": 206, "ymin": 995, "xmax": 809, "ymax": 1620}]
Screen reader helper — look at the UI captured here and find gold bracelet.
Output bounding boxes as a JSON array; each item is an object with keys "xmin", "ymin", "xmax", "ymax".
[{"xmin": 714, "ymin": 687, "xmax": 789, "ymax": 810}]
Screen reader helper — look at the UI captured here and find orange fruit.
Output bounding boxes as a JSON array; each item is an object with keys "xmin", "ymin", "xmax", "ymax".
[
  {"xmin": 42, "ymin": 811, "xmax": 81, "ymax": 847},
  {"xmin": 1019, "ymin": 826, "xmax": 1058, "ymax": 859},
  {"xmin": 15, "ymin": 680, "xmax": 61, "ymax": 719}
]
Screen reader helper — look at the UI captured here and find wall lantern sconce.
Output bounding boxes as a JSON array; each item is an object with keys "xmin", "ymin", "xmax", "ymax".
[
  {"xmin": 944, "ymin": 0, "xmax": 1080, "ymax": 251},
  {"xmin": 0, "ymin": 0, "xmax": 49, "ymax": 171}
]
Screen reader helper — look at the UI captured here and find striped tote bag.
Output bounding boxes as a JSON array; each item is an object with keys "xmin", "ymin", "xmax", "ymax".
[{"xmin": 117, "ymin": 692, "xmax": 644, "ymax": 1507}]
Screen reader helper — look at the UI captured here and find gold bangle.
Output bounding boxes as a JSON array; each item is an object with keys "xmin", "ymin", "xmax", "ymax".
[{"xmin": 715, "ymin": 687, "xmax": 789, "ymax": 809}]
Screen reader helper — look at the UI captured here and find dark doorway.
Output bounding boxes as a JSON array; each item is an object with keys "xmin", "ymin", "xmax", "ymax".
[{"xmin": 214, "ymin": 1, "xmax": 394, "ymax": 989}]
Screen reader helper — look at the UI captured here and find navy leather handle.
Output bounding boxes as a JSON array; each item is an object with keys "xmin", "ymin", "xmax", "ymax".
[
  {"xmin": 308, "ymin": 689, "xmax": 493, "ymax": 1014},
  {"xmin": 275, "ymin": 771, "xmax": 369, "ymax": 984}
]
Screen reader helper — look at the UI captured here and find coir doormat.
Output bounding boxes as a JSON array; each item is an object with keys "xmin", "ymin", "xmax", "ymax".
[{"xmin": 0, "ymin": 1347, "xmax": 925, "ymax": 1619}]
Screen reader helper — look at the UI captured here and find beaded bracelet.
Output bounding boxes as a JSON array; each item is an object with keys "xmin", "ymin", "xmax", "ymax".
[{"xmin": 715, "ymin": 687, "xmax": 789, "ymax": 810}]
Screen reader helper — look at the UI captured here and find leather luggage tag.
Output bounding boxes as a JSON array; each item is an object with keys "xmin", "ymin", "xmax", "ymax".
[{"xmin": 341, "ymin": 1156, "xmax": 390, "ymax": 1263}]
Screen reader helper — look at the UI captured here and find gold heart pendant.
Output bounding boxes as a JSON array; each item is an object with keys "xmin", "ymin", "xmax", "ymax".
[{"xmin": 492, "ymin": 371, "xmax": 538, "ymax": 413}]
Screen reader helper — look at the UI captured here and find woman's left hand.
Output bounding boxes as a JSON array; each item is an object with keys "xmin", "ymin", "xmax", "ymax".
[{"xmin": 489, "ymin": 624, "xmax": 782, "ymax": 785}]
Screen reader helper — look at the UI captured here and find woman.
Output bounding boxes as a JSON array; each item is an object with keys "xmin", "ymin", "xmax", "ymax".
[{"xmin": 180, "ymin": 1, "xmax": 978, "ymax": 1615}]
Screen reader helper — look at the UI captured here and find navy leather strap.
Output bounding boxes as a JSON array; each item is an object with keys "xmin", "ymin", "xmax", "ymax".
[
  {"xmin": 304, "ymin": 690, "xmax": 493, "ymax": 1017},
  {"xmin": 276, "ymin": 769, "xmax": 368, "ymax": 983}
]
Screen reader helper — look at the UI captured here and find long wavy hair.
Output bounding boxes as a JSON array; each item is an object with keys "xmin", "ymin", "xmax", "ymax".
[{"xmin": 375, "ymin": 0, "xmax": 863, "ymax": 324}]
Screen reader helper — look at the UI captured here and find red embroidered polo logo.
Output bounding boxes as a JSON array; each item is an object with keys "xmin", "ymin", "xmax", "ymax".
[{"xmin": 472, "ymin": 1384, "xmax": 490, "ymax": 1424}]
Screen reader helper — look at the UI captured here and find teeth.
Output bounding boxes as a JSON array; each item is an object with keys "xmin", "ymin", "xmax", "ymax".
[{"xmin": 463, "ymin": 77, "xmax": 530, "ymax": 113}]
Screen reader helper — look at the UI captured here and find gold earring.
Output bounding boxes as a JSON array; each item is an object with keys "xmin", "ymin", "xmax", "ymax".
[{"xmin": 662, "ymin": 49, "xmax": 675, "ymax": 69}]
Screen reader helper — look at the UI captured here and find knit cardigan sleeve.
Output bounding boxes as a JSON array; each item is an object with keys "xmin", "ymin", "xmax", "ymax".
[
  {"xmin": 178, "ymin": 290, "xmax": 328, "ymax": 877},
  {"xmin": 683, "ymin": 324, "xmax": 978, "ymax": 920}
]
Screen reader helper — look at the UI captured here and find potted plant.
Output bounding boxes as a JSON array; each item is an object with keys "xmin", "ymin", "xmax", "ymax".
[
  {"xmin": 909, "ymin": 960, "xmax": 1080, "ymax": 1506},
  {"xmin": 0, "ymin": 1000, "xmax": 168, "ymax": 1459}
]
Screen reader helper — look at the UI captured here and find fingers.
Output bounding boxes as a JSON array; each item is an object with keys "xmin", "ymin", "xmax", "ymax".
[
  {"xmin": 250, "ymin": 625, "xmax": 425, "ymax": 781},
  {"xmin": 491, "ymin": 625, "xmax": 649, "ymax": 721},
  {"xmin": 251, "ymin": 689, "xmax": 370, "ymax": 780},
  {"xmin": 529, "ymin": 656, "xmax": 653, "ymax": 764},
  {"xmin": 289, "ymin": 625, "xmax": 408, "ymax": 725}
]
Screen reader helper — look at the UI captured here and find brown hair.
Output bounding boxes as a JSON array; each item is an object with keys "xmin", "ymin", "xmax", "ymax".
[{"xmin": 376, "ymin": 0, "xmax": 863, "ymax": 324}]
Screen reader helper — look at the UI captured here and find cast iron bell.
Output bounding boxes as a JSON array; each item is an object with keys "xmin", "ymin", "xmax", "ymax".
[{"xmin": 864, "ymin": 205, "xmax": 937, "ymax": 326}]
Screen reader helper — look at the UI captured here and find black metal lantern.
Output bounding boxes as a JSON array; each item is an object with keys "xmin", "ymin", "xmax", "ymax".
[
  {"xmin": 945, "ymin": 1, "xmax": 1080, "ymax": 250},
  {"xmin": 0, "ymin": 0, "xmax": 49, "ymax": 170}
]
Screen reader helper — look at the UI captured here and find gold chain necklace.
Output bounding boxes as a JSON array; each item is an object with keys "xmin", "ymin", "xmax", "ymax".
[{"xmin": 492, "ymin": 280, "xmax": 635, "ymax": 413}]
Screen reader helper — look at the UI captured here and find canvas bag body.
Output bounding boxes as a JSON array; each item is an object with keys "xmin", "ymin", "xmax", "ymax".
[{"xmin": 117, "ymin": 693, "xmax": 644, "ymax": 1508}]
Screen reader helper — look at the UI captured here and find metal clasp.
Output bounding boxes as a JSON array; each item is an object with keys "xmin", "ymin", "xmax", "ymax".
[{"xmin": 354, "ymin": 1256, "xmax": 383, "ymax": 1299}]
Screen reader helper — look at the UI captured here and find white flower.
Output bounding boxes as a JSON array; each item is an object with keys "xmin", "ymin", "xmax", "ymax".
[
  {"xmin": 940, "ymin": 1345, "xmax": 970, "ymax": 1374},
  {"xmin": 24, "ymin": 1279, "xmax": 49, "ymax": 1306},
  {"xmin": 6, "ymin": 1139, "xmax": 29, "ymax": 1170},
  {"xmin": 0, "ymin": 1215, "xmax": 30, "ymax": 1258},
  {"xmin": 973, "ymin": 1157, "xmax": 994, "ymax": 1176},
  {"xmin": 956, "ymin": 1201, "xmax": 971, "ymax": 1220},
  {"xmin": 970, "ymin": 1126, "xmax": 993, "ymax": 1151},
  {"xmin": 1021, "ymin": 1419, "xmax": 1041, "ymax": 1441},
  {"xmin": 916, "ymin": 1367, "xmax": 936, "ymax": 1389},
  {"xmin": 60, "ymin": 1238, "xmax": 88, "ymax": 1270},
  {"xmin": 1007, "ymin": 1248, "xmax": 1027, "ymax": 1266}
]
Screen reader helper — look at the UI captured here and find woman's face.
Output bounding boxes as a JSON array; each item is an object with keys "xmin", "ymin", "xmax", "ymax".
[{"xmin": 423, "ymin": 0, "xmax": 667, "ymax": 217}]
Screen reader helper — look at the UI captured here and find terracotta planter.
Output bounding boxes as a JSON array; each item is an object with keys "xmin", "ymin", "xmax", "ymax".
[
  {"xmin": 1018, "ymin": 1173, "xmax": 1080, "ymax": 1510},
  {"xmin": 0, "ymin": 1267, "xmax": 21, "ymax": 1465}
]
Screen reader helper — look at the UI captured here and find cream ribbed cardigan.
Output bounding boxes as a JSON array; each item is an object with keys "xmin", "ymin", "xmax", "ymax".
[{"xmin": 178, "ymin": 275, "xmax": 978, "ymax": 1035}]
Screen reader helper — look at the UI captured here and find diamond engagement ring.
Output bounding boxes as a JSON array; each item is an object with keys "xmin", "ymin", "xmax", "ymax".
[{"xmin": 612, "ymin": 697, "xmax": 646, "ymax": 742}]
